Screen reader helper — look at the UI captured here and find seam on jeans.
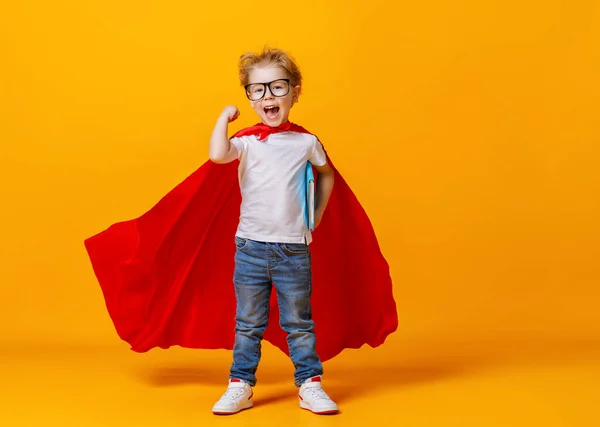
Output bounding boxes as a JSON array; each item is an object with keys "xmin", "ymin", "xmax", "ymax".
[
  {"xmin": 275, "ymin": 286, "xmax": 284, "ymax": 331},
  {"xmin": 281, "ymin": 243, "xmax": 309, "ymax": 255},
  {"xmin": 234, "ymin": 236, "xmax": 250, "ymax": 251},
  {"xmin": 307, "ymin": 251, "xmax": 313, "ymax": 320},
  {"xmin": 255, "ymin": 292, "xmax": 271, "ymax": 366},
  {"xmin": 266, "ymin": 242, "xmax": 273, "ymax": 281}
]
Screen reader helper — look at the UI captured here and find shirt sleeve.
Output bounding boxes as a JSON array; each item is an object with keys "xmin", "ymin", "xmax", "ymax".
[
  {"xmin": 230, "ymin": 136, "xmax": 246, "ymax": 159},
  {"xmin": 309, "ymin": 137, "xmax": 327, "ymax": 166}
]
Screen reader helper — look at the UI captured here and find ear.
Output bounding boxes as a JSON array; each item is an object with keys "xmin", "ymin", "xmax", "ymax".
[{"xmin": 292, "ymin": 85, "xmax": 301, "ymax": 103}]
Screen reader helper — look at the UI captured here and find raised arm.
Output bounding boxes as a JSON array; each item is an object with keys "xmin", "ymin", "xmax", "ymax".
[{"xmin": 209, "ymin": 105, "xmax": 240, "ymax": 164}]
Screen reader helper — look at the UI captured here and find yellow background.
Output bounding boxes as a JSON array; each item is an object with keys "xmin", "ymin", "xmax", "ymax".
[{"xmin": 1, "ymin": 1, "xmax": 599, "ymax": 426}]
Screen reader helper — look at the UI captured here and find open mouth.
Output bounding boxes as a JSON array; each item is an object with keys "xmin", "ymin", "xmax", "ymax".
[{"xmin": 264, "ymin": 105, "xmax": 280, "ymax": 119}]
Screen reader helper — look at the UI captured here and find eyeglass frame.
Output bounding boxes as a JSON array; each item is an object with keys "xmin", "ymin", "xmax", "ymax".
[{"xmin": 244, "ymin": 78, "xmax": 293, "ymax": 101}]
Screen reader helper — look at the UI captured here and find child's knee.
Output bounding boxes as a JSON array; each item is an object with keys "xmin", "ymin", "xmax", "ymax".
[{"xmin": 279, "ymin": 302, "xmax": 314, "ymax": 332}]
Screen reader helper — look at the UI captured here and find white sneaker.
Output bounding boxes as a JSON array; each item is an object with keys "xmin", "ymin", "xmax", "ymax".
[
  {"xmin": 298, "ymin": 376, "xmax": 339, "ymax": 415},
  {"xmin": 212, "ymin": 378, "xmax": 253, "ymax": 415}
]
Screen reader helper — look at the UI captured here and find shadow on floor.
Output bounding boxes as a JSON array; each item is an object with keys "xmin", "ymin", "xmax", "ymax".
[
  {"xmin": 136, "ymin": 336, "xmax": 600, "ymax": 404},
  {"xmin": 139, "ymin": 358, "xmax": 468, "ymax": 397}
]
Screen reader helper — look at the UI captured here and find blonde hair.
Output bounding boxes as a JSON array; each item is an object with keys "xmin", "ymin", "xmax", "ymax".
[{"xmin": 238, "ymin": 47, "xmax": 303, "ymax": 88}]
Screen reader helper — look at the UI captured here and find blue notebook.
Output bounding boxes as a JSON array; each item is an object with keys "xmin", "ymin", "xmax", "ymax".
[{"xmin": 305, "ymin": 162, "xmax": 315, "ymax": 231}]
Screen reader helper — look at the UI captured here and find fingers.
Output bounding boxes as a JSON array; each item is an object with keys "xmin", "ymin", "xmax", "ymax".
[{"xmin": 223, "ymin": 105, "xmax": 240, "ymax": 122}]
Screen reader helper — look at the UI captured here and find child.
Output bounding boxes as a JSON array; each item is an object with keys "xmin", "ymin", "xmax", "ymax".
[
  {"xmin": 209, "ymin": 48, "xmax": 338, "ymax": 415},
  {"xmin": 83, "ymin": 47, "xmax": 397, "ymax": 420}
]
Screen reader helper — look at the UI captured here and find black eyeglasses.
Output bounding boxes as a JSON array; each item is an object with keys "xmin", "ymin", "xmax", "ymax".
[{"xmin": 245, "ymin": 79, "xmax": 291, "ymax": 101}]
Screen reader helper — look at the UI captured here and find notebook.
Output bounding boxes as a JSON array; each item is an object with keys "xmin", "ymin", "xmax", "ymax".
[{"xmin": 305, "ymin": 161, "xmax": 315, "ymax": 231}]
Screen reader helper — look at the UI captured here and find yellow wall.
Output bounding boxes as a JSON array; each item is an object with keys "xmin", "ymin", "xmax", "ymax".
[{"xmin": 1, "ymin": 1, "xmax": 598, "ymax": 349}]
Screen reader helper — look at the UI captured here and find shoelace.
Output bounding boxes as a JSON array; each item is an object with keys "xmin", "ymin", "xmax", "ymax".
[
  {"xmin": 305, "ymin": 387, "xmax": 331, "ymax": 401},
  {"xmin": 222, "ymin": 387, "xmax": 246, "ymax": 400}
]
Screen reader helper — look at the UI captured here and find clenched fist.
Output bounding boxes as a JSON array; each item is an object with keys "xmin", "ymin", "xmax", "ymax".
[{"xmin": 220, "ymin": 105, "xmax": 240, "ymax": 123}]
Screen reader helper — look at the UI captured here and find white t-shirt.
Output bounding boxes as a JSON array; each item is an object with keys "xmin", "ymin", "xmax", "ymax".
[{"xmin": 230, "ymin": 130, "xmax": 327, "ymax": 245}]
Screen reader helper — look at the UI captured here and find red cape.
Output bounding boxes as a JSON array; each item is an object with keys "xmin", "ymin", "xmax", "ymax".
[{"xmin": 84, "ymin": 122, "xmax": 398, "ymax": 362}]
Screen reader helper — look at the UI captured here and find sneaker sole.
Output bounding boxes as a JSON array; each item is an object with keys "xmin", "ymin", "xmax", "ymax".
[
  {"xmin": 212, "ymin": 399, "xmax": 253, "ymax": 415},
  {"xmin": 299, "ymin": 400, "xmax": 339, "ymax": 415}
]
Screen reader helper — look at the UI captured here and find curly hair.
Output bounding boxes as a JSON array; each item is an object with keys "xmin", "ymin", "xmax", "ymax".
[{"xmin": 238, "ymin": 47, "xmax": 303, "ymax": 88}]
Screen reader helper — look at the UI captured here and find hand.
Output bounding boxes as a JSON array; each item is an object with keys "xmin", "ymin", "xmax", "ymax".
[
  {"xmin": 220, "ymin": 105, "xmax": 240, "ymax": 123},
  {"xmin": 314, "ymin": 208, "xmax": 324, "ymax": 229}
]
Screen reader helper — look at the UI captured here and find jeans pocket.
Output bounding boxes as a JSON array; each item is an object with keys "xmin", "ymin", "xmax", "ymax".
[
  {"xmin": 235, "ymin": 236, "xmax": 249, "ymax": 251},
  {"xmin": 282, "ymin": 243, "xmax": 309, "ymax": 255}
]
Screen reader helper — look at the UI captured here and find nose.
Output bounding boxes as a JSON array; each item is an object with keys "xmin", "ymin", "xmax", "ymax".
[{"xmin": 263, "ymin": 85, "xmax": 274, "ymax": 99}]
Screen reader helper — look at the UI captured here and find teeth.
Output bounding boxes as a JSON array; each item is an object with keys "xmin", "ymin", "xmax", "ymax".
[{"xmin": 265, "ymin": 106, "xmax": 276, "ymax": 110}]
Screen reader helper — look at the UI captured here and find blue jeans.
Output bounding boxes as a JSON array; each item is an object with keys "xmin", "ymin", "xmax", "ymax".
[{"xmin": 229, "ymin": 237, "xmax": 324, "ymax": 387}]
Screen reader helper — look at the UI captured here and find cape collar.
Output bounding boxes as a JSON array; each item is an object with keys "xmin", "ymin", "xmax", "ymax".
[{"xmin": 231, "ymin": 121, "xmax": 310, "ymax": 141}]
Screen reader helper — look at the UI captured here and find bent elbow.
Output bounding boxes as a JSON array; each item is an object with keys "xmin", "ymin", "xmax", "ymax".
[{"xmin": 209, "ymin": 150, "xmax": 228, "ymax": 164}]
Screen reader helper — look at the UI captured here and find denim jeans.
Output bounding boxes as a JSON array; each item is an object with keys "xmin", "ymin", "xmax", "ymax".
[{"xmin": 229, "ymin": 237, "xmax": 323, "ymax": 387}]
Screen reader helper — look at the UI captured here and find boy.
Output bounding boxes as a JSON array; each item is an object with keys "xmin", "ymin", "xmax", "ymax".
[
  {"xmin": 209, "ymin": 48, "xmax": 338, "ymax": 415},
  {"xmin": 84, "ymin": 47, "xmax": 398, "ymax": 421}
]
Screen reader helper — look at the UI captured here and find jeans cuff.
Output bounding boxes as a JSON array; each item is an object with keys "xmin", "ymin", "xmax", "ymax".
[{"xmin": 229, "ymin": 375, "xmax": 256, "ymax": 387}]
